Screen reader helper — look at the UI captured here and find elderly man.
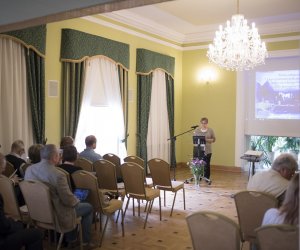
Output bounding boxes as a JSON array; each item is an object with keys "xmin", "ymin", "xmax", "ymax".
[
  {"xmin": 25, "ymin": 144, "xmax": 94, "ymax": 247},
  {"xmin": 247, "ymin": 153, "xmax": 298, "ymax": 204},
  {"xmin": 6, "ymin": 140, "xmax": 26, "ymax": 177},
  {"xmin": 79, "ymin": 135, "xmax": 102, "ymax": 163}
]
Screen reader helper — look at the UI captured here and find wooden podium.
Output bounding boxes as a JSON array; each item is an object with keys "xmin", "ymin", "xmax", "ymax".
[{"xmin": 241, "ymin": 150, "xmax": 263, "ymax": 179}]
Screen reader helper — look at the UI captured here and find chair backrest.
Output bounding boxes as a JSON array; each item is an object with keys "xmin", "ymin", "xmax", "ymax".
[
  {"xmin": 103, "ymin": 153, "xmax": 122, "ymax": 179},
  {"xmin": 20, "ymin": 180, "xmax": 57, "ymax": 231},
  {"xmin": 19, "ymin": 163, "xmax": 32, "ymax": 177},
  {"xmin": 124, "ymin": 155, "xmax": 144, "ymax": 167},
  {"xmin": 234, "ymin": 190, "xmax": 278, "ymax": 242},
  {"xmin": 0, "ymin": 175, "xmax": 23, "ymax": 221},
  {"xmin": 71, "ymin": 170, "xmax": 103, "ymax": 211},
  {"xmin": 255, "ymin": 224, "xmax": 299, "ymax": 250},
  {"xmin": 2, "ymin": 161, "xmax": 16, "ymax": 178},
  {"xmin": 186, "ymin": 211, "xmax": 241, "ymax": 250},
  {"xmin": 74, "ymin": 158, "xmax": 93, "ymax": 172},
  {"xmin": 148, "ymin": 158, "xmax": 172, "ymax": 187},
  {"xmin": 93, "ymin": 159, "xmax": 118, "ymax": 191},
  {"xmin": 121, "ymin": 162, "xmax": 146, "ymax": 199}
]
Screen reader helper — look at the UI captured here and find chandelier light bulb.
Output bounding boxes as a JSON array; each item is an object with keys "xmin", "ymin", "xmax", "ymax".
[{"xmin": 207, "ymin": 14, "xmax": 268, "ymax": 71}]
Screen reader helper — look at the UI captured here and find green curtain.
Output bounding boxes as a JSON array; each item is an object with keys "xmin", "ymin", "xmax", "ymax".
[
  {"xmin": 136, "ymin": 74, "xmax": 153, "ymax": 174},
  {"xmin": 25, "ymin": 50, "xmax": 45, "ymax": 143},
  {"xmin": 118, "ymin": 65, "xmax": 129, "ymax": 148},
  {"xmin": 62, "ymin": 62, "xmax": 86, "ymax": 138},
  {"xmin": 166, "ymin": 73, "xmax": 175, "ymax": 168}
]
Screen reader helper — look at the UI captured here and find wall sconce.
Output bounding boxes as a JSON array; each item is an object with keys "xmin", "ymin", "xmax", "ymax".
[{"xmin": 197, "ymin": 68, "xmax": 217, "ymax": 84}]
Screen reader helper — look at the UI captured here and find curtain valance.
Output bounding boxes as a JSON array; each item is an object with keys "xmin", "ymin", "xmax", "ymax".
[
  {"xmin": 136, "ymin": 48, "xmax": 175, "ymax": 77},
  {"xmin": 60, "ymin": 29, "xmax": 129, "ymax": 69},
  {"xmin": 1, "ymin": 25, "xmax": 46, "ymax": 57}
]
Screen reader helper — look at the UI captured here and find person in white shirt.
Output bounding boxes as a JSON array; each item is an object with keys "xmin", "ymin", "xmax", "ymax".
[{"xmin": 247, "ymin": 153, "xmax": 298, "ymax": 205}]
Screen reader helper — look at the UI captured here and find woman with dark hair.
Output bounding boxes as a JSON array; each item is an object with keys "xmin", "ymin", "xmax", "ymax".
[
  {"xmin": 262, "ymin": 173, "xmax": 299, "ymax": 225},
  {"xmin": 28, "ymin": 144, "xmax": 44, "ymax": 164},
  {"xmin": 58, "ymin": 145, "xmax": 82, "ymax": 190}
]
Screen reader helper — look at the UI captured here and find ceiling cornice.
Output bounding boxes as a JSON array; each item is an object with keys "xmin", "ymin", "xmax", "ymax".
[{"xmin": 102, "ymin": 11, "xmax": 300, "ymax": 44}]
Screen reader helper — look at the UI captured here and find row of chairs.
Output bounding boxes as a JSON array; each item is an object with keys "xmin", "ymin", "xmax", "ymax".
[
  {"xmin": 186, "ymin": 210, "xmax": 298, "ymax": 250},
  {"xmin": 75, "ymin": 154, "xmax": 186, "ymax": 217},
  {"xmin": 186, "ymin": 190, "xmax": 299, "ymax": 250}
]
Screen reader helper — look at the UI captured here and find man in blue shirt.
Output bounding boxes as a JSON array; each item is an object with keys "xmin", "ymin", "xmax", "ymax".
[{"xmin": 79, "ymin": 135, "xmax": 102, "ymax": 163}]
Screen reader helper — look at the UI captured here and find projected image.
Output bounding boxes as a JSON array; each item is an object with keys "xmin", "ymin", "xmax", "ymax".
[{"xmin": 256, "ymin": 70, "xmax": 300, "ymax": 119}]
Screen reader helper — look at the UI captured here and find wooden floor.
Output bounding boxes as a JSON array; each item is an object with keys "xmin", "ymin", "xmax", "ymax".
[{"xmin": 47, "ymin": 167, "xmax": 250, "ymax": 249}]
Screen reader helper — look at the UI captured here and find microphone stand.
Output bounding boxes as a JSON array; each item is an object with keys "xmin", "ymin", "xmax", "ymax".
[{"xmin": 168, "ymin": 127, "xmax": 197, "ymax": 180}]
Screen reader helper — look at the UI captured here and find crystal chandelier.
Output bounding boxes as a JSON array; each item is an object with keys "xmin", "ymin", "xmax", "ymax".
[{"xmin": 207, "ymin": 0, "xmax": 267, "ymax": 71}]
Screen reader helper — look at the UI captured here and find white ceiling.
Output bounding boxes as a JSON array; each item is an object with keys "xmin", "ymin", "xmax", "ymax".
[{"xmin": 102, "ymin": 0, "xmax": 300, "ymax": 44}]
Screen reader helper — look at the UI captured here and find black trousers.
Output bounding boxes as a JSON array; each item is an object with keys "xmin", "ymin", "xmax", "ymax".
[
  {"xmin": 204, "ymin": 153, "xmax": 212, "ymax": 179},
  {"xmin": 1, "ymin": 228, "xmax": 43, "ymax": 250}
]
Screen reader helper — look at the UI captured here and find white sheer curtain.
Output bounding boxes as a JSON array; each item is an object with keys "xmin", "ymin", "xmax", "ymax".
[
  {"xmin": 0, "ymin": 37, "xmax": 33, "ymax": 155},
  {"xmin": 75, "ymin": 57, "xmax": 127, "ymax": 160},
  {"xmin": 147, "ymin": 69, "xmax": 170, "ymax": 163}
]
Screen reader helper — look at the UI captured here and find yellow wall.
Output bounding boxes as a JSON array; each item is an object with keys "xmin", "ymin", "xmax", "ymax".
[
  {"xmin": 45, "ymin": 17, "xmax": 183, "ymax": 158},
  {"xmin": 44, "ymin": 17, "xmax": 299, "ymax": 167}
]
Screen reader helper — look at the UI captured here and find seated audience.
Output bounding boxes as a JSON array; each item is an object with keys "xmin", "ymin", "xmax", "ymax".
[
  {"xmin": 79, "ymin": 135, "xmax": 102, "ymax": 163},
  {"xmin": 28, "ymin": 144, "xmax": 44, "ymax": 164},
  {"xmin": 60, "ymin": 136, "xmax": 74, "ymax": 150},
  {"xmin": 25, "ymin": 144, "xmax": 94, "ymax": 247},
  {"xmin": 247, "ymin": 153, "xmax": 298, "ymax": 204},
  {"xmin": 5, "ymin": 140, "xmax": 26, "ymax": 177},
  {"xmin": 58, "ymin": 145, "xmax": 82, "ymax": 191},
  {"xmin": 262, "ymin": 173, "xmax": 298, "ymax": 225},
  {"xmin": 0, "ymin": 153, "xmax": 43, "ymax": 250},
  {"xmin": 0, "ymin": 153, "xmax": 24, "ymax": 206}
]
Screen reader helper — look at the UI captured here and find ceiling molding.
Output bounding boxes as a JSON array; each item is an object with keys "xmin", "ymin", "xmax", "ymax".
[{"xmin": 102, "ymin": 11, "xmax": 300, "ymax": 44}]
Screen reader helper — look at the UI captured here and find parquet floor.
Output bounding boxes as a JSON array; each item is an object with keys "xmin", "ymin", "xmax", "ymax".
[{"xmin": 47, "ymin": 167, "xmax": 250, "ymax": 250}]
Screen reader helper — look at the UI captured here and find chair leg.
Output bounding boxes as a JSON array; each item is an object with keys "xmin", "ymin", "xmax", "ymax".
[
  {"xmin": 99, "ymin": 216, "xmax": 109, "ymax": 247},
  {"xmin": 138, "ymin": 199, "xmax": 141, "ymax": 217},
  {"xmin": 57, "ymin": 233, "xmax": 64, "ymax": 250},
  {"xmin": 120, "ymin": 209, "xmax": 125, "ymax": 237},
  {"xmin": 123, "ymin": 196, "xmax": 130, "ymax": 217},
  {"xmin": 164, "ymin": 190, "xmax": 166, "ymax": 207},
  {"xmin": 143, "ymin": 200, "xmax": 152, "ymax": 229},
  {"xmin": 183, "ymin": 188, "xmax": 186, "ymax": 210},
  {"xmin": 159, "ymin": 196, "xmax": 162, "ymax": 221},
  {"xmin": 170, "ymin": 191, "xmax": 177, "ymax": 216}
]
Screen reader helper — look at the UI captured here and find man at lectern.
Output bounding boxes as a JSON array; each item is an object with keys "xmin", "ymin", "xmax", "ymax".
[{"xmin": 193, "ymin": 117, "xmax": 216, "ymax": 181}]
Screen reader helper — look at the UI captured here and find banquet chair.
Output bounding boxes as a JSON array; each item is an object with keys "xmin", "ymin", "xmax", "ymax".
[
  {"xmin": 121, "ymin": 162, "xmax": 161, "ymax": 229},
  {"xmin": 19, "ymin": 163, "xmax": 32, "ymax": 177},
  {"xmin": 103, "ymin": 153, "xmax": 122, "ymax": 182},
  {"xmin": 93, "ymin": 159, "xmax": 125, "ymax": 200},
  {"xmin": 74, "ymin": 158, "xmax": 93, "ymax": 172},
  {"xmin": 186, "ymin": 211, "xmax": 241, "ymax": 250},
  {"xmin": 148, "ymin": 158, "xmax": 185, "ymax": 216},
  {"xmin": 124, "ymin": 155, "xmax": 153, "ymax": 187},
  {"xmin": 255, "ymin": 224, "xmax": 299, "ymax": 250},
  {"xmin": 0, "ymin": 175, "xmax": 29, "ymax": 224},
  {"xmin": 2, "ymin": 161, "xmax": 15, "ymax": 177},
  {"xmin": 72, "ymin": 170, "xmax": 124, "ymax": 247},
  {"xmin": 233, "ymin": 190, "xmax": 278, "ymax": 248},
  {"xmin": 20, "ymin": 180, "xmax": 83, "ymax": 250}
]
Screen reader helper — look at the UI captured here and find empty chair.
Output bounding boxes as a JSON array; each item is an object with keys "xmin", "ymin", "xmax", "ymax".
[
  {"xmin": 233, "ymin": 190, "xmax": 278, "ymax": 247},
  {"xmin": 124, "ymin": 155, "xmax": 153, "ymax": 187},
  {"xmin": 93, "ymin": 159, "xmax": 125, "ymax": 200},
  {"xmin": 20, "ymin": 180, "xmax": 83, "ymax": 250},
  {"xmin": 121, "ymin": 162, "xmax": 161, "ymax": 229},
  {"xmin": 0, "ymin": 175, "xmax": 29, "ymax": 223},
  {"xmin": 103, "ymin": 153, "xmax": 122, "ymax": 182},
  {"xmin": 74, "ymin": 158, "xmax": 93, "ymax": 172},
  {"xmin": 186, "ymin": 211, "xmax": 241, "ymax": 250},
  {"xmin": 148, "ymin": 158, "xmax": 185, "ymax": 216},
  {"xmin": 255, "ymin": 224, "xmax": 299, "ymax": 250},
  {"xmin": 2, "ymin": 161, "xmax": 16, "ymax": 178},
  {"xmin": 71, "ymin": 170, "xmax": 124, "ymax": 247}
]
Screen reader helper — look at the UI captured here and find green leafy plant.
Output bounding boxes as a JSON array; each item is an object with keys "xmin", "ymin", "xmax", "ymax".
[{"xmin": 282, "ymin": 137, "xmax": 300, "ymax": 154}]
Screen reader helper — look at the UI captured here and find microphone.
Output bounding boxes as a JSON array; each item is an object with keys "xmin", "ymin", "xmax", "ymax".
[{"xmin": 191, "ymin": 125, "xmax": 199, "ymax": 129}]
